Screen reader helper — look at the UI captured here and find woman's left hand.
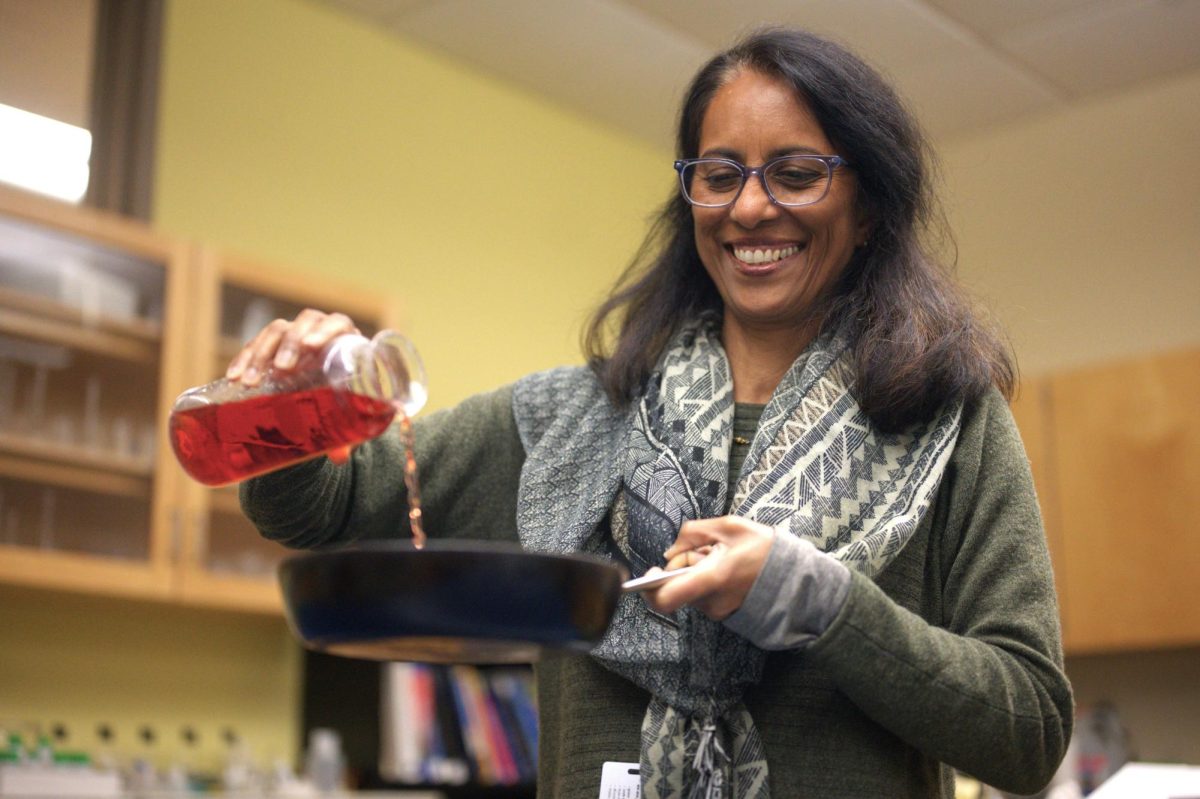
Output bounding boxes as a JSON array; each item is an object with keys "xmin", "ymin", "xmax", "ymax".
[{"xmin": 643, "ymin": 516, "xmax": 775, "ymax": 621}]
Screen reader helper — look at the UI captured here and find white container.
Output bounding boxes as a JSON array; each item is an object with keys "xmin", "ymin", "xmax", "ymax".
[
  {"xmin": 0, "ymin": 763, "xmax": 121, "ymax": 797},
  {"xmin": 305, "ymin": 728, "xmax": 345, "ymax": 793},
  {"xmin": 57, "ymin": 260, "xmax": 139, "ymax": 322},
  {"xmin": 0, "ymin": 256, "xmax": 140, "ymax": 322}
]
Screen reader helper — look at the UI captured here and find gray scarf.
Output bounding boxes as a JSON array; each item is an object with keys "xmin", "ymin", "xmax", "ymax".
[{"xmin": 513, "ymin": 319, "xmax": 961, "ymax": 798}]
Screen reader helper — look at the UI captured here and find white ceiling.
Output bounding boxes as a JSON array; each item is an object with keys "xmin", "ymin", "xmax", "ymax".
[{"xmin": 315, "ymin": 0, "xmax": 1200, "ymax": 149}]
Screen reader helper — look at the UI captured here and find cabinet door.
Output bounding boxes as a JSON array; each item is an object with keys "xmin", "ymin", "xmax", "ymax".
[
  {"xmin": 1009, "ymin": 377, "xmax": 1071, "ymax": 645},
  {"xmin": 1048, "ymin": 349, "xmax": 1200, "ymax": 653},
  {"xmin": 171, "ymin": 246, "xmax": 397, "ymax": 614},
  {"xmin": 0, "ymin": 186, "xmax": 190, "ymax": 600}
]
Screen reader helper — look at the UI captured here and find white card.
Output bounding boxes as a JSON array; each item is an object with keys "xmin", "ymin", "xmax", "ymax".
[{"xmin": 599, "ymin": 761, "xmax": 641, "ymax": 799}]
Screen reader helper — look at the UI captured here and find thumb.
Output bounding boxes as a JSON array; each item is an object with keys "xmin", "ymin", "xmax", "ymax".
[{"xmin": 665, "ymin": 518, "xmax": 727, "ymax": 559}]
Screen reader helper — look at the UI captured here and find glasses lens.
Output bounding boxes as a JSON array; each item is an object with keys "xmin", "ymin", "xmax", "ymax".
[
  {"xmin": 681, "ymin": 160, "xmax": 744, "ymax": 206},
  {"xmin": 765, "ymin": 157, "xmax": 832, "ymax": 206}
]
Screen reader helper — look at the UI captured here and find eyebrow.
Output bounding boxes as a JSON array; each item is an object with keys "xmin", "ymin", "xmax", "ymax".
[{"xmin": 699, "ymin": 145, "xmax": 826, "ymax": 160}]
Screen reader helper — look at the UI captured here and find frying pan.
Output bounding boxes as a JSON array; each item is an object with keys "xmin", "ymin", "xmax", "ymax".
[{"xmin": 278, "ymin": 540, "xmax": 631, "ymax": 664}]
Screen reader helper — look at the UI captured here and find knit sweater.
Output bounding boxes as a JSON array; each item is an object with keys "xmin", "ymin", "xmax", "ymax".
[{"xmin": 241, "ymin": 370, "xmax": 1073, "ymax": 798}]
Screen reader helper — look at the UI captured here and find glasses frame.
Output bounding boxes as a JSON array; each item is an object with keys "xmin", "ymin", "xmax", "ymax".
[{"xmin": 673, "ymin": 154, "xmax": 849, "ymax": 208}]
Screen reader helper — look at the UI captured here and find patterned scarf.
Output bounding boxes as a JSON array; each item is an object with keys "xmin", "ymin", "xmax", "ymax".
[{"xmin": 590, "ymin": 318, "xmax": 962, "ymax": 798}]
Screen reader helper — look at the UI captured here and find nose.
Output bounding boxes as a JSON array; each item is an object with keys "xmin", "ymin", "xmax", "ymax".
[{"xmin": 729, "ymin": 171, "xmax": 779, "ymax": 227}]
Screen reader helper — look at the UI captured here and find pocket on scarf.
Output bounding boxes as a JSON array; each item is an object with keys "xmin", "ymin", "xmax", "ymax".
[{"xmin": 623, "ymin": 489, "xmax": 681, "ymax": 574}]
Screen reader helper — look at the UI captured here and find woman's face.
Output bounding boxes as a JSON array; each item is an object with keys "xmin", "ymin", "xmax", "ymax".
[{"xmin": 692, "ymin": 68, "xmax": 869, "ymax": 338}]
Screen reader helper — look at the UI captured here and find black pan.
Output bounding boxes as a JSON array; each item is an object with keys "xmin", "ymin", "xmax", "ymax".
[{"xmin": 278, "ymin": 540, "xmax": 629, "ymax": 664}]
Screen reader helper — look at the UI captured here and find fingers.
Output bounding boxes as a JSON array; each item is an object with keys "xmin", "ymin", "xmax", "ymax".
[
  {"xmin": 226, "ymin": 318, "xmax": 285, "ymax": 384},
  {"xmin": 664, "ymin": 545, "xmax": 710, "ymax": 571},
  {"xmin": 226, "ymin": 309, "xmax": 360, "ymax": 386},
  {"xmin": 295, "ymin": 311, "xmax": 359, "ymax": 357},
  {"xmin": 645, "ymin": 516, "xmax": 776, "ymax": 620},
  {"xmin": 271, "ymin": 310, "xmax": 324, "ymax": 370},
  {"xmin": 646, "ymin": 543, "xmax": 730, "ymax": 615},
  {"xmin": 664, "ymin": 516, "xmax": 772, "ymax": 559}
]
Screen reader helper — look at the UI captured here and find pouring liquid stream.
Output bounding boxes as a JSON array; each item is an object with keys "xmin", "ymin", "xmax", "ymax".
[{"xmin": 397, "ymin": 412, "xmax": 426, "ymax": 549}]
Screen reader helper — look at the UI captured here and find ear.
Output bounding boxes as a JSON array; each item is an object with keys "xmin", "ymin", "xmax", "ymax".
[
  {"xmin": 848, "ymin": 181, "xmax": 875, "ymax": 248},
  {"xmin": 853, "ymin": 207, "xmax": 874, "ymax": 249}
]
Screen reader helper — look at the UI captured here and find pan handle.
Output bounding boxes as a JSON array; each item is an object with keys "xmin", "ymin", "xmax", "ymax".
[{"xmin": 621, "ymin": 565, "xmax": 697, "ymax": 593}]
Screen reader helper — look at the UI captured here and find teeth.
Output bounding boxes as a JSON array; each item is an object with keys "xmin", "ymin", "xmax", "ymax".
[{"xmin": 733, "ymin": 245, "xmax": 799, "ymax": 265}]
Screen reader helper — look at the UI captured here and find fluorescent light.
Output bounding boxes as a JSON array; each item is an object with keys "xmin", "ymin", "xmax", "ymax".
[{"xmin": 0, "ymin": 103, "xmax": 92, "ymax": 203}]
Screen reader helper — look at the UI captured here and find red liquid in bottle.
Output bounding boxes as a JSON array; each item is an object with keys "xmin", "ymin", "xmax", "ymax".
[{"xmin": 169, "ymin": 386, "xmax": 396, "ymax": 486}]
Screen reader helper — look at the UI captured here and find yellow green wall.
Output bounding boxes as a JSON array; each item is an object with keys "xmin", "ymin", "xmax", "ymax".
[
  {"xmin": 0, "ymin": 585, "xmax": 300, "ymax": 775},
  {"xmin": 153, "ymin": 0, "xmax": 671, "ymax": 407}
]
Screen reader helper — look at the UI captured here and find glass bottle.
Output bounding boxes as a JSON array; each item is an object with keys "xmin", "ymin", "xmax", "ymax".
[{"xmin": 169, "ymin": 331, "xmax": 426, "ymax": 486}]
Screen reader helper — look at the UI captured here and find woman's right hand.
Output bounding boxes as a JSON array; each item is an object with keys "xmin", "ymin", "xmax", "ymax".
[
  {"xmin": 225, "ymin": 308, "xmax": 361, "ymax": 387},
  {"xmin": 226, "ymin": 309, "xmax": 361, "ymax": 464}
]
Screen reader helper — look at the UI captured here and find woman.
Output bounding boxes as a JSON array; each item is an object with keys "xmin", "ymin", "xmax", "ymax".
[{"xmin": 233, "ymin": 28, "xmax": 1072, "ymax": 799}]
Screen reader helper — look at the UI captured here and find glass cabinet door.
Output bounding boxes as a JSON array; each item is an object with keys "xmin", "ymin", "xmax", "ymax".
[{"xmin": 0, "ymin": 186, "xmax": 190, "ymax": 599}]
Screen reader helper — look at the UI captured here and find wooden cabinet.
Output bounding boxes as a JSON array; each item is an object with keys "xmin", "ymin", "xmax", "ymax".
[
  {"xmin": 1012, "ymin": 349, "xmax": 1200, "ymax": 654},
  {"xmin": 1008, "ymin": 376, "xmax": 1069, "ymax": 636},
  {"xmin": 0, "ymin": 186, "xmax": 190, "ymax": 601},
  {"xmin": 0, "ymin": 185, "xmax": 396, "ymax": 614},
  {"xmin": 1048, "ymin": 349, "xmax": 1200, "ymax": 653}
]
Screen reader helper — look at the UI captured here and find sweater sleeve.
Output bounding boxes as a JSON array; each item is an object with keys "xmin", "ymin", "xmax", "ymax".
[
  {"xmin": 805, "ymin": 389, "xmax": 1074, "ymax": 795},
  {"xmin": 239, "ymin": 384, "xmax": 526, "ymax": 549}
]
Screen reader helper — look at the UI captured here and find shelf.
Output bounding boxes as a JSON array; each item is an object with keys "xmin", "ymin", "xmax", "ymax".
[
  {"xmin": 363, "ymin": 777, "xmax": 535, "ymax": 799},
  {"xmin": 0, "ymin": 429, "xmax": 152, "ymax": 477},
  {"xmin": 0, "ymin": 544, "xmax": 172, "ymax": 600},
  {"xmin": 0, "ymin": 287, "xmax": 160, "ymax": 364},
  {"xmin": 178, "ymin": 569, "xmax": 284, "ymax": 615},
  {"xmin": 0, "ymin": 285, "xmax": 161, "ymax": 339},
  {"xmin": 0, "ymin": 449, "xmax": 151, "ymax": 499}
]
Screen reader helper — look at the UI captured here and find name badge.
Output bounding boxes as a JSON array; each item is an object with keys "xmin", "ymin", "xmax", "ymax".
[{"xmin": 599, "ymin": 761, "xmax": 640, "ymax": 798}]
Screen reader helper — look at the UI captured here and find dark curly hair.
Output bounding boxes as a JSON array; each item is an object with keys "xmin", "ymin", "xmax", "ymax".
[{"xmin": 583, "ymin": 27, "xmax": 1014, "ymax": 431}]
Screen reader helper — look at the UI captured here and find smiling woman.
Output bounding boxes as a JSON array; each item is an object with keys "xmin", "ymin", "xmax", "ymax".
[{"xmin": 237, "ymin": 26, "xmax": 1071, "ymax": 799}]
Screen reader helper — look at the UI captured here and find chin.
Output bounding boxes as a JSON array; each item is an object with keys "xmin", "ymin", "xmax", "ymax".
[
  {"xmin": 729, "ymin": 306, "xmax": 802, "ymax": 328},
  {"xmin": 726, "ymin": 298, "xmax": 824, "ymax": 332}
]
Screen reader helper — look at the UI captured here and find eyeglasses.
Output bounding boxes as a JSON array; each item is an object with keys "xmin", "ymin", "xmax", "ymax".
[{"xmin": 674, "ymin": 154, "xmax": 849, "ymax": 208}]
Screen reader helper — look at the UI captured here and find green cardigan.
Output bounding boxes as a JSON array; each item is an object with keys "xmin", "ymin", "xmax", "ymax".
[{"xmin": 242, "ymin": 377, "xmax": 1073, "ymax": 799}]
